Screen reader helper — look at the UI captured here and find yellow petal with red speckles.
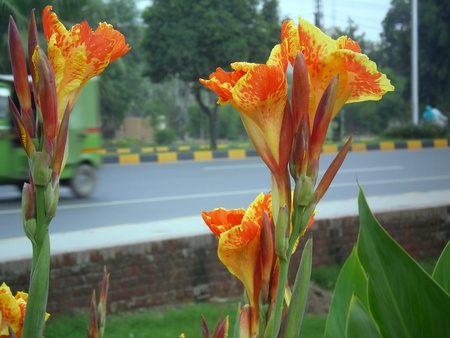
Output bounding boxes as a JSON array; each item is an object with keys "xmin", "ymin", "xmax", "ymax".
[
  {"xmin": 231, "ymin": 64, "xmax": 288, "ymax": 171},
  {"xmin": 0, "ymin": 283, "xmax": 21, "ymax": 335},
  {"xmin": 42, "ymin": 5, "xmax": 130, "ymax": 119}
]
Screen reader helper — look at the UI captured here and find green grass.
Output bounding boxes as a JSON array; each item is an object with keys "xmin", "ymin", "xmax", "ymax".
[{"xmin": 44, "ymin": 300, "xmax": 326, "ymax": 338}]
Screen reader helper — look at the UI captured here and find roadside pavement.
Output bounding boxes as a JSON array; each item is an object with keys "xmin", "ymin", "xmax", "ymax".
[{"xmin": 1, "ymin": 188, "xmax": 450, "ymax": 263}]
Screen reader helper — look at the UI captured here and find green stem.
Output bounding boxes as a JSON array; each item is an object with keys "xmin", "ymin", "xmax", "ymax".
[
  {"xmin": 23, "ymin": 184, "xmax": 50, "ymax": 338},
  {"xmin": 271, "ymin": 256, "xmax": 290, "ymax": 338}
]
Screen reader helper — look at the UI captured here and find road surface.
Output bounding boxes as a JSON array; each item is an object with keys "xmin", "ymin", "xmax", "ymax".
[{"xmin": 1, "ymin": 148, "xmax": 449, "ymax": 240}]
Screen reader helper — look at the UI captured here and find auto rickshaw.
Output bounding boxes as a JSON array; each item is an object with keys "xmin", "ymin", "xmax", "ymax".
[{"xmin": 0, "ymin": 75, "xmax": 103, "ymax": 198}]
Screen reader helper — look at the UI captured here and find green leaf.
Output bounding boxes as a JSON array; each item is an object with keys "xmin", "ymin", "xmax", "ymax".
[
  {"xmin": 432, "ymin": 240, "xmax": 450, "ymax": 294},
  {"xmin": 282, "ymin": 238, "xmax": 312, "ymax": 338},
  {"xmin": 357, "ymin": 188, "xmax": 450, "ymax": 338},
  {"xmin": 345, "ymin": 295, "xmax": 380, "ymax": 338},
  {"xmin": 324, "ymin": 248, "xmax": 368, "ymax": 338}
]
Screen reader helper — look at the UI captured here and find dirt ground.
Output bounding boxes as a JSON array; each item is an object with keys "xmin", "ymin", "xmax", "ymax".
[{"xmin": 304, "ymin": 281, "xmax": 333, "ymax": 315}]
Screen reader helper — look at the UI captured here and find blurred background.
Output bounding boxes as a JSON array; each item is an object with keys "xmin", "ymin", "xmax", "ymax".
[{"xmin": 1, "ymin": 0, "xmax": 448, "ymax": 151}]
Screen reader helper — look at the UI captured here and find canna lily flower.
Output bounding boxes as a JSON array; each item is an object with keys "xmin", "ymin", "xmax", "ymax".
[
  {"xmin": 42, "ymin": 5, "xmax": 130, "ymax": 122},
  {"xmin": 0, "ymin": 283, "xmax": 49, "ymax": 338},
  {"xmin": 281, "ymin": 18, "xmax": 394, "ymax": 127},
  {"xmin": 202, "ymin": 193, "xmax": 272, "ymax": 336},
  {"xmin": 199, "ymin": 43, "xmax": 292, "ymax": 178}
]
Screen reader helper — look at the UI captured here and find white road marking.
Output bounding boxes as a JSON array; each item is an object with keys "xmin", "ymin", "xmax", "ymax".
[{"xmin": 1, "ymin": 173, "xmax": 449, "ymax": 215}]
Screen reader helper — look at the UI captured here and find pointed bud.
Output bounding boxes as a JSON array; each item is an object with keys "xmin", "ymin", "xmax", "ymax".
[
  {"xmin": 308, "ymin": 75, "xmax": 339, "ymax": 181},
  {"xmin": 291, "ymin": 51, "xmax": 310, "ymax": 132},
  {"xmin": 8, "ymin": 16, "xmax": 32, "ymax": 114},
  {"xmin": 277, "ymin": 102, "xmax": 293, "ymax": 172},
  {"xmin": 289, "ymin": 113, "xmax": 309, "ymax": 180},
  {"xmin": 30, "ymin": 152, "xmax": 52, "ymax": 187},
  {"xmin": 293, "ymin": 175, "xmax": 314, "ymax": 208},
  {"xmin": 259, "ymin": 212, "xmax": 275, "ymax": 303},
  {"xmin": 238, "ymin": 305, "xmax": 251, "ymax": 338},
  {"xmin": 314, "ymin": 136, "xmax": 352, "ymax": 203},
  {"xmin": 52, "ymin": 103, "xmax": 70, "ymax": 175},
  {"xmin": 9, "ymin": 97, "xmax": 36, "ymax": 157},
  {"xmin": 44, "ymin": 174, "xmax": 59, "ymax": 223},
  {"xmin": 274, "ymin": 205, "xmax": 290, "ymax": 260},
  {"xmin": 22, "ymin": 183, "xmax": 37, "ymax": 243},
  {"xmin": 31, "ymin": 46, "xmax": 58, "ymax": 141},
  {"xmin": 28, "ymin": 9, "xmax": 39, "ymax": 95}
]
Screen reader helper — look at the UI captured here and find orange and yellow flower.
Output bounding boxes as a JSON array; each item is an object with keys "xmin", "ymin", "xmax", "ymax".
[
  {"xmin": 0, "ymin": 283, "xmax": 49, "ymax": 338},
  {"xmin": 282, "ymin": 18, "xmax": 394, "ymax": 126},
  {"xmin": 42, "ymin": 5, "xmax": 130, "ymax": 121},
  {"xmin": 202, "ymin": 193, "xmax": 272, "ymax": 335},
  {"xmin": 199, "ymin": 43, "xmax": 292, "ymax": 177}
]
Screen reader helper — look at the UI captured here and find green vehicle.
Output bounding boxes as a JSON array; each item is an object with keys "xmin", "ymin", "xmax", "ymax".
[{"xmin": 0, "ymin": 75, "xmax": 103, "ymax": 198}]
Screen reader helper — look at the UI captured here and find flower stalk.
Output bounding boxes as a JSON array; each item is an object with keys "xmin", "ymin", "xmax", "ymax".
[{"xmin": 7, "ymin": 6, "xmax": 129, "ymax": 337}]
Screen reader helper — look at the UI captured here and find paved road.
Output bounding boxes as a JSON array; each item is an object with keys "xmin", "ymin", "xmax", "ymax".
[{"xmin": 1, "ymin": 148, "xmax": 450, "ymax": 240}]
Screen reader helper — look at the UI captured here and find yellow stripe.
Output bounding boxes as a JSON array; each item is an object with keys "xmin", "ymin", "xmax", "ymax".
[
  {"xmin": 433, "ymin": 139, "xmax": 448, "ymax": 148},
  {"xmin": 117, "ymin": 148, "xmax": 131, "ymax": 154},
  {"xmin": 217, "ymin": 144, "xmax": 228, "ymax": 149},
  {"xmin": 141, "ymin": 147, "xmax": 155, "ymax": 153},
  {"xmin": 351, "ymin": 143, "xmax": 367, "ymax": 152},
  {"xmin": 158, "ymin": 152, "xmax": 177, "ymax": 162},
  {"xmin": 119, "ymin": 154, "xmax": 140, "ymax": 164},
  {"xmin": 379, "ymin": 142, "xmax": 395, "ymax": 150},
  {"xmin": 322, "ymin": 145, "xmax": 338, "ymax": 153},
  {"xmin": 194, "ymin": 151, "xmax": 213, "ymax": 160},
  {"xmin": 156, "ymin": 146, "xmax": 169, "ymax": 152},
  {"xmin": 228, "ymin": 149, "xmax": 246, "ymax": 158},
  {"xmin": 407, "ymin": 140, "xmax": 422, "ymax": 149},
  {"xmin": 178, "ymin": 145, "xmax": 191, "ymax": 151}
]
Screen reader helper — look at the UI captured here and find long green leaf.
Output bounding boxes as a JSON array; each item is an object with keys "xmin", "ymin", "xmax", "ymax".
[
  {"xmin": 282, "ymin": 238, "xmax": 312, "ymax": 338},
  {"xmin": 432, "ymin": 240, "xmax": 450, "ymax": 294},
  {"xmin": 324, "ymin": 248, "xmax": 368, "ymax": 338},
  {"xmin": 357, "ymin": 188, "xmax": 450, "ymax": 338},
  {"xmin": 345, "ymin": 295, "xmax": 380, "ymax": 338}
]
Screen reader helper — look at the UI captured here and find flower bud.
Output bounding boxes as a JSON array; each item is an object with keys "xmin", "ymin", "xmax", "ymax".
[
  {"xmin": 45, "ymin": 175, "xmax": 59, "ymax": 223},
  {"xmin": 30, "ymin": 151, "xmax": 52, "ymax": 187},
  {"xmin": 294, "ymin": 175, "xmax": 314, "ymax": 207}
]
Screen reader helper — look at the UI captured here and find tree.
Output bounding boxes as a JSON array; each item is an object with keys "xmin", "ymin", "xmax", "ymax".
[
  {"xmin": 141, "ymin": 0, "xmax": 281, "ymax": 149},
  {"xmin": 381, "ymin": 0, "xmax": 450, "ymax": 113}
]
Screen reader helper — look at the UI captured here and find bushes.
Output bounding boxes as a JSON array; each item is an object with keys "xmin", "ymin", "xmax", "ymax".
[
  {"xmin": 382, "ymin": 123, "xmax": 448, "ymax": 139},
  {"xmin": 155, "ymin": 128, "xmax": 177, "ymax": 145}
]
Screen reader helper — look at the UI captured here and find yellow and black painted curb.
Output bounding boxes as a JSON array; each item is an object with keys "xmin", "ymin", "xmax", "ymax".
[{"xmin": 102, "ymin": 139, "xmax": 449, "ymax": 165}]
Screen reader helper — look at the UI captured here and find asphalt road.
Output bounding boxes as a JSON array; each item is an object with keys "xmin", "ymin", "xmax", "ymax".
[{"xmin": 1, "ymin": 148, "xmax": 450, "ymax": 240}]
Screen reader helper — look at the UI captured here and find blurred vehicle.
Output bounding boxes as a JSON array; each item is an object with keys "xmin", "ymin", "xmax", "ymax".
[
  {"xmin": 422, "ymin": 105, "xmax": 448, "ymax": 127},
  {"xmin": 0, "ymin": 75, "xmax": 103, "ymax": 198}
]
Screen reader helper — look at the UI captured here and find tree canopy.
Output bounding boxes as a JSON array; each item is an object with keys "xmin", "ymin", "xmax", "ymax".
[
  {"xmin": 141, "ymin": 0, "xmax": 281, "ymax": 149},
  {"xmin": 380, "ymin": 0, "xmax": 450, "ymax": 110}
]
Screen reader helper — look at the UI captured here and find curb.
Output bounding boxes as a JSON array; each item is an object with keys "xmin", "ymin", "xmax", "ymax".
[{"xmin": 102, "ymin": 139, "xmax": 449, "ymax": 165}]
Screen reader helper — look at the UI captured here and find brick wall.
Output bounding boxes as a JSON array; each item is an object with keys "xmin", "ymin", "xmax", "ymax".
[{"xmin": 1, "ymin": 205, "xmax": 449, "ymax": 315}]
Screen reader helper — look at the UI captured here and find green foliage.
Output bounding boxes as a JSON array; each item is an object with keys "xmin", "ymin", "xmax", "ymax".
[
  {"xmin": 154, "ymin": 128, "xmax": 177, "ymax": 145},
  {"xmin": 380, "ymin": 0, "xmax": 450, "ymax": 110},
  {"xmin": 383, "ymin": 123, "xmax": 448, "ymax": 139},
  {"xmin": 44, "ymin": 304, "xmax": 326, "ymax": 338},
  {"xmin": 325, "ymin": 188, "xmax": 450, "ymax": 338},
  {"xmin": 217, "ymin": 105, "xmax": 247, "ymax": 141}
]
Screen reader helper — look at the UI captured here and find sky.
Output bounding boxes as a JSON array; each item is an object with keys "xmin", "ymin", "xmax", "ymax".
[
  {"xmin": 136, "ymin": 0, "xmax": 392, "ymax": 42},
  {"xmin": 278, "ymin": 0, "xmax": 392, "ymax": 42}
]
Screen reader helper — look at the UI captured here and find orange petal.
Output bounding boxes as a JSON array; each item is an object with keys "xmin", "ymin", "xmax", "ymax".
[
  {"xmin": 336, "ymin": 36, "xmax": 362, "ymax": 53},
  {"xmin": 201, "ymin": 207, "xmax": 245, "ymax": 237},
  {"xmin": 95, "ymin": 22, "xmax": 131, "ymax": 62}
]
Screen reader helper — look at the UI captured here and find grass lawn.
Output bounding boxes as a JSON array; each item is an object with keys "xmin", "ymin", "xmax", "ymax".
[{"xmin": 44, "ymin": 299, "xmax": 327, "ymax": 337}]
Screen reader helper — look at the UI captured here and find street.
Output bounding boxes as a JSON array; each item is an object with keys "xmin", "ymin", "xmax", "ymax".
[{"xmin": 1, "ymin": 148, "xmax": 450, "ymax": 240}]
